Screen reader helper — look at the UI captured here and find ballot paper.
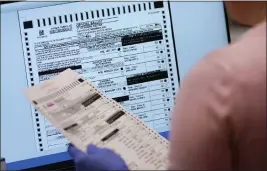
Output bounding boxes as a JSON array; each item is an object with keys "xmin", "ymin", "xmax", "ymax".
[
  {"xmin": 24, "ymin": 69, "xmax": 169, "ymax": 170},
  {"xmin": 19, "ymin": 1, "xmax": 178, "ymax": 151}
]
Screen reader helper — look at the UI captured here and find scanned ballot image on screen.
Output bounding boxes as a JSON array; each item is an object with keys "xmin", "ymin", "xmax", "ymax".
[
  {"xmin": 18, "ymin": 1, "xmax": 180, "ymax": 153},
  {"xmin": 24, "ymin": 69, "xmax": 170, "ymax": 169}
]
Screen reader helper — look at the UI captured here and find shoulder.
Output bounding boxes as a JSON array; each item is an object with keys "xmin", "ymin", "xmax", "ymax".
[
  {"xmin": 184, "ymin": 22, "xmax": 266, "ymax": 101},
  {"xmin": 182, "ymin": 21, "xmax": 266, "ymax": 139},
  {"xmin": 180, "ymin": 21, "xmax": 266, "ymax": 129}
]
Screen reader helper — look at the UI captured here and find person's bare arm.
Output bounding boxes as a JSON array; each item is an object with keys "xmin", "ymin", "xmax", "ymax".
[
  {"xmin": 168, "ymin": 53, "xmax": 238, "ymax": 170},
  {"xmin": 168, "ymin": 22, "xmax": 266, "ymax": 170}
]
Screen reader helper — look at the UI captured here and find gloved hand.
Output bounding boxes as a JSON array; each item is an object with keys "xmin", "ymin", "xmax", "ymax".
[{"xmin": 68, "ymin": 144, "xmax": 129, "ymax": 171}]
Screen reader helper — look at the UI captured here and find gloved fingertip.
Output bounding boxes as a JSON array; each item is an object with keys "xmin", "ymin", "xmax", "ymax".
[
  {"xmin": 68, "ymin": 144, "xmax": 81, "ymax": 158},
  {"xmin": 68, "ymin": 143, "xmax": 74, "ymax": 149},
  {"xmin": 86, "ymin": 144, "xmax": 99, "ymax": 154}
]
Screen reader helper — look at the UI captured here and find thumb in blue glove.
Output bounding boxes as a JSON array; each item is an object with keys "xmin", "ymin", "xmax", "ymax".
[{"xmin": 68, "ymin": 144, "xmax": 129, "ymax": 171}]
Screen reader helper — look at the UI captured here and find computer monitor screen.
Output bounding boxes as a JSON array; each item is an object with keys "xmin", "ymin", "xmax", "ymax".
[{"xmin": 1, "ymin": 1, "xmax": 229, "ymax": 170}]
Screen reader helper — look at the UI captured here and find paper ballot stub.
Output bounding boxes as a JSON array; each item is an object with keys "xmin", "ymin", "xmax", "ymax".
[{"xmin": 24, "ymin": 69, "xmax": 169, "ymax": 170}]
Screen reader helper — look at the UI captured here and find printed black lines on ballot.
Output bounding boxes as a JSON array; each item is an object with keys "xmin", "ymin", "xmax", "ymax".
[
  {"xmin": 64, "ymin": 123, "xmax": 78, "ymax": 131},
  {"xmin": 106, "ymin": 111, "xmax": 125, "ymax": 124},
  {"xmin": 101, "ymin": 129, "xmax": 119, "ymax": 142},
  {"xmin": 81, "ymin": 93, "xmax": 101, "ymax": 107}
]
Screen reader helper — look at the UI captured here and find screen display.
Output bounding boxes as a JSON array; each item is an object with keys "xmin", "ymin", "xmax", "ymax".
[{"xmin": 1, "ymin": 1, "xmax": 229, "ymax": 170}]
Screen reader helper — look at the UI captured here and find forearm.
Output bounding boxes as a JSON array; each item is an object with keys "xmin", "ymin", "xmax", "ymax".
[{"xmin": 168, "ymin": 53, "xmax": 236, "ymax": 170}]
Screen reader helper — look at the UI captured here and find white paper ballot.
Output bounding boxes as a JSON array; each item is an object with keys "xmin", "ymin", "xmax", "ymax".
[
  {"xmin": 24, "ymin": 69, "xmax": 169, "ymax": 170},
  {"xmin": 18, "ymin": 1, "xmax": 177, "ymax": 151}
]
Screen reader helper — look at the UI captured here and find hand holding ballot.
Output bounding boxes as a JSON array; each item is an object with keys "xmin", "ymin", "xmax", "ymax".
[{"xmin": 68, "ymin": 144, "xmax": 129, "ymax": 171}]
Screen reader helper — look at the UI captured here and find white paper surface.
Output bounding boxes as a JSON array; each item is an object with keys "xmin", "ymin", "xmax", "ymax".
[
  {"xmin": 18, "ymin": 1, "xmax": 179, "ymax": 151},
  {"xmin": 24, "ymin": 69, "xmax": 169, "ymax": 170}
]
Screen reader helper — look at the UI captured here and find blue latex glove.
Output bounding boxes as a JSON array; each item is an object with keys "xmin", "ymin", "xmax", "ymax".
[{"xmin": 68, "ymin": 144, "xmax": 129, "ymax": 171}]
